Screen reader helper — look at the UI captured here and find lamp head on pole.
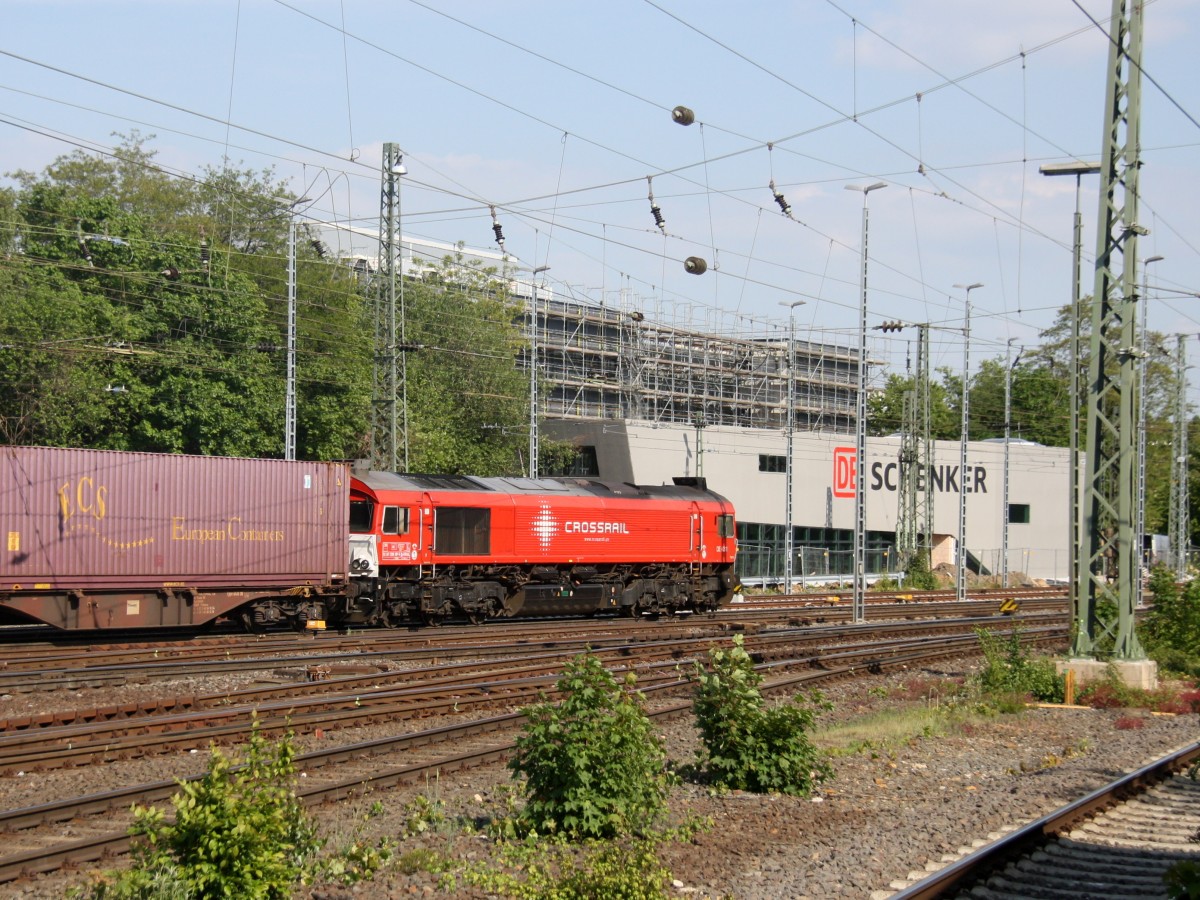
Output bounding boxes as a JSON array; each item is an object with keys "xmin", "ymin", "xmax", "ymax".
[
  {"xmin": 845, "ymin": 181, "xmax": 888, "ymax": 194},
  {"xmin": 1038, "ymin": 161, "xmax": 1101, "ymax": 177}
]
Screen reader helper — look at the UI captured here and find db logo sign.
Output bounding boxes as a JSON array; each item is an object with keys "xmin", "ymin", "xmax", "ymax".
[{"xmin": 833, "ymin": 447, "xmax": 856, "ymax": 498}]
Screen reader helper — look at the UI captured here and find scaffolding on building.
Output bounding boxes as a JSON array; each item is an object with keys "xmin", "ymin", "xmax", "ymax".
[
  {"xmin": 526, "ymin": 289, "xmax": 861, "ymax": 434},
  {"xmin": 340, "ymin": 240, "xmax": 864, "ymax": 435}
]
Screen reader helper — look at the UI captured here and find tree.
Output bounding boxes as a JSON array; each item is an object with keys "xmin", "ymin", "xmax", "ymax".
[
  {"xmin": 3, "ymin": 136, "xmax": 551, "ymax": 468},
  {"xmin": 1, "ymin": 136, "xmax": 374, "ymax": 458},
  {"xmin": 404, "ymin": 256, "xmax": 542, "ymax": 474},
  {"xmin": 867, "ymin": 372, "xmax": 957, "ymax": 440}
]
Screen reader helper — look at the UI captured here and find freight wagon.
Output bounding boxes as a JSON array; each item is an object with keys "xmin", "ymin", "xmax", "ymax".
[{"xmin": 0, "ymin": 446, "xmax": 348, "ymax": 629}]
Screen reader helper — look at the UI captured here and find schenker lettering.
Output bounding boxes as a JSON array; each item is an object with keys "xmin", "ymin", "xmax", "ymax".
[{"xmin": 563, "ymin": 521, "xmax": 630, "ymax": 535}]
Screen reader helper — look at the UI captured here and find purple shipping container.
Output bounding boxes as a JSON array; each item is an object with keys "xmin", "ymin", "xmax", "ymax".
[{"xmin": 0, "ymin": 447, "xmax": 349, "ymax": 629}]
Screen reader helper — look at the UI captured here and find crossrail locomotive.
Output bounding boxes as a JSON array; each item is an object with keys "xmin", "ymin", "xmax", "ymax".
[{"xmin": 0, "ymin": 446, "xmax": 740, "ymax": 631}]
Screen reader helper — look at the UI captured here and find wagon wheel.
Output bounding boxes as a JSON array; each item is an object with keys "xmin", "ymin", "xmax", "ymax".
[{"xmin": 421, "ymin": 610, "xmax": 445, "ymax": 627}]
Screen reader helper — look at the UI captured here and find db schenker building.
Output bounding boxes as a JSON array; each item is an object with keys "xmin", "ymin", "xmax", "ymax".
[{"xmin": 528, "ymin": 289, "xmax": 1072, "ymax": 587}]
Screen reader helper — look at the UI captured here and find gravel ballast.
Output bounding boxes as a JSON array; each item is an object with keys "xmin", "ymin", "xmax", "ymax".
[{"xmin": 3, "ymin": 659, "xmax": 1198, "ymax": 899}]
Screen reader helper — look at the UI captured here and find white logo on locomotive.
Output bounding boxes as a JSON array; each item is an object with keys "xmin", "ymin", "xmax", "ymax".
[{"xmin": 532, "ymin": 503, "xmax": 558, "ymax": 550}]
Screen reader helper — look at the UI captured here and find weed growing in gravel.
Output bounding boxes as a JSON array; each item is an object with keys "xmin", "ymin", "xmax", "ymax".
[
  {"xmin": 459, "ymin": 836, "xmax": 673, "ymax": 900},
  {"xmin": 75, "ymin": 720, "xmax": 320, "ymax": 900},
  {"xmin": 974, "ymin": 627, "xmax": 1065, "ymax": 705},
  {"xmin": 1165, "ymin": 860, "xmax": 1200, "ymax": 900},
  {"xmin": 508, "ymin": 650, "xmax": 671, "ymax": 840},
  {"xmin": 1076, "ymin": 668, "xmax": 1200, "ymax": 714},
  {"xmin": 320, "ymin": 838, "xmax": 395, "ymax": 886},
  {"xmin": 1144, "ymin": 566, "xmax": 1200, "ymax": 666},
  {"xmin": 817, "ymin": 706, "xmax": 952, "ymax": 757},
  {"xmin": 307, "ymin": 789, "xmax": 398, "ymax": 886},
  {"xmin": 689, "ymin": 634, "xmax": 832, "ymax": 795}
]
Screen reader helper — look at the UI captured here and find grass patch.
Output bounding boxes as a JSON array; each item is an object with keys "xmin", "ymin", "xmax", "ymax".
[{"xmin": 814, "ymin": 703, "xmax": 984, "ymax": 757}]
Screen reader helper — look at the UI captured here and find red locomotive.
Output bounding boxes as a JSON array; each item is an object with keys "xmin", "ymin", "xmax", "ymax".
[
  {"xmin": 337, "ymin": 469, "xmax": 740, "ymax": 626},
  {"xmin": 0, "ymin": 446, "xmax": 739, "ymax": 631}
]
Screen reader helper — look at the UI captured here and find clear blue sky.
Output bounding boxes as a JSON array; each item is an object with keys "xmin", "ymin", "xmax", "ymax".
[{"xmin": 3, "ymin": 0, "xmax": 1199, "ymax": 394}]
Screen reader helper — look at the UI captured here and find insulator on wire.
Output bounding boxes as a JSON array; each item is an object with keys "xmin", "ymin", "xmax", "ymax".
[
  {"xmin": 489, "ymin": 206, "xmax": 505, "ymax": 250},
  {"xmin": 684, "ymin": 256, "xmax": 707, "ymax": 275},
  {"xmin": 199, "ymin": 239, "xmax": 210, "ymax": 272},
  {"xmin": 671, "ymin": 106, "xmax": 695, "ymax": 126},
  {"xmin": 647, "ymin": 177, "xmax": 666, "ymax": 234},
  {"xmin": 769, "ymin": 179, "xmax": 793, "ymax": 218}
]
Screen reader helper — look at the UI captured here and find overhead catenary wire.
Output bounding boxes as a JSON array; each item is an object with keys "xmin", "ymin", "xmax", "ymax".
[{"xmin": 2, "ymin": 2, "xmax": 1196, "ymax": 378}]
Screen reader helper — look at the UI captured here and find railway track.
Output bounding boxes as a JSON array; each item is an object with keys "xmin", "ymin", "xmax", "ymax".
[
  {"xmin": 0, "ymin": 593, "xmax": 1068, "ymax": 695},
  {"xmin": 0, "ymin": 615, "xmax": 1068, "ymax": 772},
  {"xmin": 891, "ymin": 740, "xmax": 1200, "ymax": 899},
  {"xmin": 0, "ymin": 622, "xmax": 1069, "ymax": 883}
]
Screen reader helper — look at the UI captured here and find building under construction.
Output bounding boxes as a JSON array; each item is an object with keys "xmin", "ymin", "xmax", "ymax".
[{"xmin": 531, "ymin": 291, "xmax": 859, "ymax": 434}]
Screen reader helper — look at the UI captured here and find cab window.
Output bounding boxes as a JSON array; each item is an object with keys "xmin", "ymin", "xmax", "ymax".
[
  {"xmin": 349, "ymin": 499, "xmax": 374, "ymax": 533},
  {"xmin": 717, "ymin": 514, "xmax": 735, "ymax": 538},
  {"xmin": 382, "ymin": 506, "xmax": 410, "ymax": 535}
]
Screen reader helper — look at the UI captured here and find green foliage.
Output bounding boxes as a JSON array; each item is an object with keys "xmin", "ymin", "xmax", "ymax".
[
  {"xmin": 1143, "ymin": 566, "xmax": 1200, "ymax": 664},
  {"xmin": 1, "ymin": 135, "xmax": 542, "ymax": 471},
  {"xmin": 462, "ymin": 838, "xmax": 671, "ymax": 900},
  {"xmin": 691, "ymin": 634, "xmax": 832, "ymax": 795},
  {"xmin": 405, "ymin": 266, "xmax": 530, "ymax": 474},
  {"xmin": 509, "ymin": 652, "xmax": 670, "ymax": 839},
  {"xmin": 1165, "ymin": 860, "xmax": 1200, "ymax": 900},
  {"xmin": 320, "ymin": 839, "xmax": 394, "ymax": 887},
  {"xmin": 867, "ymin": 371, "xmax": 960, "ymax": 441},
  {"xmin": 80, "ymin": 723, "xmax": 320, "ymax": 900},
  {"xmin": 401, "ymin": 794, "xmax": 448, "ymax": 837},
  {"xmin": 902, "ymin": 550, "xmax": 941, "ymax": 591},
  {"xmin": 974, "ymin": 628, "xmax": 1065, "ymax": 704}
]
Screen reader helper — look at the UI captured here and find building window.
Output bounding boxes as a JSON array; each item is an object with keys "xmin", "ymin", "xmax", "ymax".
[
  {"xmin": 759, "ymin": 454, "xmax": 786, "ymax": 473},
  {"xmin": 564, "ymin": 445, "xmax": 600, "ymax": 477},
  {"xmin": 1008, "ymin": 503, "xmax": 1031, "ymax": 524}
]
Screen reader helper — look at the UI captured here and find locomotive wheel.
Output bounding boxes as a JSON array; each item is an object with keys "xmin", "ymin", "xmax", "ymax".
[{"xmin": 421, "ymin": 611, "xmax": 445, "ymax": 627}]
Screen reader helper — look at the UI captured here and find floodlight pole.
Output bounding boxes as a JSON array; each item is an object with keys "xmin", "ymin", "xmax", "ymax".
[
  {"xmin": 1002, "ymin": 338, "xmax": 1022, "ymax": 587},
  {"xmin": 1039, "ymin": 161, "xmax": 1101, "ymax": 588},
  {"xmin": 846, "ymin": 182, "xmax": 887, "ymax": 623},
  {"xmin": 285, "ymin": 216, "xmax": 297, "ymax": 461},
  {"xmin": 780, "ymin": 300, "xmax": 807, "ymax": 592},
  {"xmin": 953, "ymin": 283, "xmax": 983, "ymax": 603},
  {"xmin": 528, "ymin": 265, "xmax": 550, "ymax": 478}
]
